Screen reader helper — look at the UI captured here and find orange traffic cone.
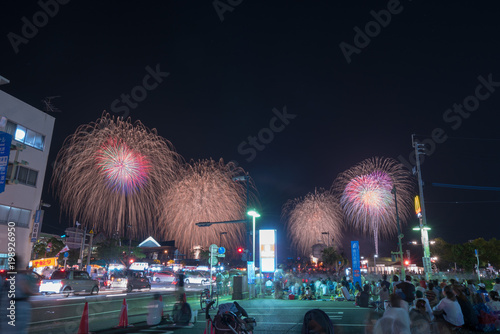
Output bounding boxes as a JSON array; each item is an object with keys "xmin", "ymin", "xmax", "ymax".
[
  {"xmin": 159, "ymin": 295, "xmax": 164, "ymax": 318},
  {"xmin": 77, "ymin": 302, "xmax": 89, "ymax": 334},
  {"xmin": 117, "ymin": 298, "xmax": 129, "ymax": 328}
]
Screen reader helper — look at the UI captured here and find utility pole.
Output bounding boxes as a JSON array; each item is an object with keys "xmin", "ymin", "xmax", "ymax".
[
  {"xmin": 391, "ymin": 186, "xmax": 405, "ymax": 279},
  {"xmin": 86, "ymin": 229, "xmax": 94, "ymax": 268},
  {"xmin": 412, "ymin": 135, "xmax": 432, "ymax": 279},
  {"xmin": 79, "ymin": 226, "xmax": 86, "ymax": 270}
]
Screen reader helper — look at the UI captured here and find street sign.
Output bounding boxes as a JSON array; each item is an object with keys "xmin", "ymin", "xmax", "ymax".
[
  {"xmin": 209, "ymin": 257, "xmax": 218, "ymax": 265},
  {"xmin": 64, "ymin": 252, "xmax": 69, "ymax": 258},
  {"xmin": 209, "ymin": 244, "xmax": 218, "ymax": 253},
  {"xmin": 217, "ymin": 254, "xmax": 225, "ymax": 258},
  {"xmin": 218, "ymin": 247, "xmax": 225, "ymax": 254},
  {"xmin": 0, "ymin": 131, "xmax": 12, "ymax": 194}
]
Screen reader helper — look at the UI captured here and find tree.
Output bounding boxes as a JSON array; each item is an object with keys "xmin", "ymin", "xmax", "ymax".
[
  {"xmin": 430, "ymin": 237, "xmax": 453, "ymax": 270},
  {"xmin": 96, "ymin": 239, "xmax": 146, "ymax": 266},
  {"xmin": 451, "ymin": 243, "xmax": 476, "ymax": 271},
  {"xmin": 321, "ymin": 247, "xmax": 340, "ymax": 269}
]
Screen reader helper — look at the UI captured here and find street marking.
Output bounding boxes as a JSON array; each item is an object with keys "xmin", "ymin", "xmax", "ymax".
[
  {"xmin": 56, "ymin": 297, "xmax": 85, "ymax": 301},
  {"xmin": 108, "ymin": 294, "xmax": 127, "ymax": 297}
]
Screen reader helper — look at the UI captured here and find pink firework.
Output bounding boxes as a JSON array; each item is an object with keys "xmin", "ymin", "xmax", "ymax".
[
  {"xmin": 95, "ymin": 139, "xmax": 151, "ymax": 194},
  {"xmin": 334, "ymin": 157, "xmax": 414, "ymax": 254}
]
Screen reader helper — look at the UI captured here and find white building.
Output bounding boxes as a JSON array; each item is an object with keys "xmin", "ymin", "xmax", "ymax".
[{"xmin": 0, "ymin": 81, "xmax": 55, "ymax": 269}]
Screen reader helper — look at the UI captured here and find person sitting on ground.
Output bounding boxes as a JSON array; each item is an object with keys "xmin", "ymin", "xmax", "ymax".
[
  {"xmin": 374, "ymin": 293, "xmax": 411, "ymax": 334},
  {"xmin": 147, "ymin": 294, "xmax": 164, "ymax": 326},
  {"xmin": 356, "ymin": 284, "xmax": 371, "ymax": 308},
  {"xmin": 409, "ymin": 299, "xmax": 431, "ymax": 334},
  {"xmin": 454, "ymin": 284, "xmax": 479, "ymax": 331},
  {"xmin": 493, "ymin": 278, "xmax": 500, "ymax": 294},
  {"xmin": 380, "ymin": 274, "xmax": 391, "ymax": 292},
  {"xmin": 477, "ymin": 283, "xmax": 490, "ymax": 303},
  {"xmin": 414, "ymin": 290, "xmax": 434, "ymax": 321},
  {"xmin": 433, "ymin": 285, "xmax": 465, "ymax": 329},
  {"xmin": 425, "ymin": 282, "xmax": 438, "ymax": 307}
]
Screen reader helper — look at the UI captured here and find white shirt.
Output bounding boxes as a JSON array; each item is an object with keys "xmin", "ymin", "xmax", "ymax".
[
  {"xmin": 433, "ymin": 298, "xmax": 464, "ymax": 326},
  {"xmin": 374, "ymin": 307, "xmax": 411, "ymax": 334},
  {"xmin": 147, "ymin": 300, "xmax": 163, "ymax": 325}
]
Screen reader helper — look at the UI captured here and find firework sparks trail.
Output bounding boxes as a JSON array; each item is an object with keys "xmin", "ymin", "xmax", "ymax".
[
  {"xmin": 52, "ymin": 113, "xmax": 181, "ymax": 238},
  {"xmin": 334, "ymin": 157, "xmax": 414, "ymax": 254},
  {"xmin": 283, "ymin": 189, "xmax": 343, "ymax": 257},
  {"xmin": 159, "ymin": 159, "xmax": 254, "ymax": 254}
]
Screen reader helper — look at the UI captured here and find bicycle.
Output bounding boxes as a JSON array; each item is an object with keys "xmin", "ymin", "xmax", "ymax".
[{"xmin": 200, "ymin": 287, "xmax": 219, "ymax": 311}]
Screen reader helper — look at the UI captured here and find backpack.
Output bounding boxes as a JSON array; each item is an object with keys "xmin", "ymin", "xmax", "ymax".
[{"xmin": 302, "ymin": 309, "xmax": 334, "ymax": 334}]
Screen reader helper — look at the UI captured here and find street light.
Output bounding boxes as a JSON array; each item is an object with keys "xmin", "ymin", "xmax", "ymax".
[
  {"xmin": 233, "ymin": 175, "xmax": 250, "ymax": 250},
  {"xmin": 247, "ymin": 210, "xmax": 260, "ymax": 267},
  {"xmin": 247, "ymin": 210, "xmax": 260, "ymax": 299}
]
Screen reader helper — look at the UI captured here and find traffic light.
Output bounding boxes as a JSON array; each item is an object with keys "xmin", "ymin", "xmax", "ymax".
[
  {"xmin": 237, "ymin": 247, "xmax": 244, "ymax": 254},
  {"xmin": 404, "ymin": 260, "xmax": 410, "ymax": 266},
  {"xmin": 241, "ymin": 250, "xmax": 247, "ymax": 261}
]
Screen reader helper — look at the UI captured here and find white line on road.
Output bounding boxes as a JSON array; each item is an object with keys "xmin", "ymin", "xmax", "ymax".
[
  {"xmin": 257, "ymin": 322, "xmax": 366, "ymax": 326},
  {"xmin": 56, "ymin": 297, "xmax": 85, "ymax": 301},
  {"xmin": 108, "ymin": 294, "xmax": 127, "ymax": 297}
]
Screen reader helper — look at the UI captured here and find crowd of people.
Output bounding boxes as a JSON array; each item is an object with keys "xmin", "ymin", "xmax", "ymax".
[{"xmin": 270, "ymin": 269, "xmax": 500, "ymax": 333}]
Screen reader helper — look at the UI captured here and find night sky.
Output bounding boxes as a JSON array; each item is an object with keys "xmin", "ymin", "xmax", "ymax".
[{"xmin": 2, "ymin": 1, "xmax": 499, "ymax": 261}]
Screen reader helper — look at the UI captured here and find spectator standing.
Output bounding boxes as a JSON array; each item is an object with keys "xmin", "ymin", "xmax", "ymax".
[{"xmin": 397, "ymin": 275, "xmax": 416, "ymax": 305}]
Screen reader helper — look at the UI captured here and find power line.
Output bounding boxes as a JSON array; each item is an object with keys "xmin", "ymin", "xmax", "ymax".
[
  {"xmin": 432, "ymin": 183, "xmax": 500, "ymax": 191},
  {"xmin": 413, "ymin": 134, "xmax": 500, "ymax": 142}
]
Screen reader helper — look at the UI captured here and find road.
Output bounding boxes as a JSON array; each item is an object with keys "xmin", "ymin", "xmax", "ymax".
[
  {"xmin": 27, "ymin": 282, "xmax": 373, "ymax": 333},
  {"xmin": 169, "ymin": 299, "xmax": 373, "ymax": 334},
  {"xmin": 28, "ymin": 281, "xmax": 216, "ymax": 333}
]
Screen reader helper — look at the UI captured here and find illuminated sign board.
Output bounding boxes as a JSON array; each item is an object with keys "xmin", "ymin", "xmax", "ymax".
[
  {"xmin": 259, "ymin": 229, "xmax": 276, "ymax": 273},
  {"xmin": 30, "ymin": 257, "xmax": 58, "ymax": 268},
  {"xmin": 129, "ymin": 262, "xmax": 149, "ymax": 271}
]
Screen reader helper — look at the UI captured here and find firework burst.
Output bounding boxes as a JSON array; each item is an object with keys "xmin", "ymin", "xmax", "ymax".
[
  {"xmin": 52, "ymin": 113, "xmax": 181, "ymax": 238},
  {"xmin": 283, "ymin": 189, "xmax": 343, "ymax": 257},
  {"xmin": 159, "ymin": 159, "xmax": 252, "ymax": 254},
  {"xmin": 334, "ymin": 157, "xmax": 414, "ymax": 254}
]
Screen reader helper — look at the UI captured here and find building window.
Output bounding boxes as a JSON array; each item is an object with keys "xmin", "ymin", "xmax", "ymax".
[
  {"xmin": 6, "ymin": 120, "xmax": 45, "ymax": 150},
  {"xmin": 11, "ymin": 166, "xmax": 38, "ymax": 187},
  {"xmin": 0, "ymin": 205, "xmax": 31, "ymax": 228}
]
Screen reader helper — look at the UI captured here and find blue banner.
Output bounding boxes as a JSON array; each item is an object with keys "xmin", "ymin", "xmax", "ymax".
[
  {"xmin": 0, "ymin": 131, "xmax": 12, "ymax": 193},
  {"xmin": 351, "ymin": 241, "xmax": 361, "ymax": 287}
]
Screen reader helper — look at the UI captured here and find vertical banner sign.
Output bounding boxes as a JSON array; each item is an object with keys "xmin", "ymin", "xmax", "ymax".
[
  {"xmin": 31, "ymin": 210, "xmax": 42, "ymax": 242},
  {"xmin": 351, "ymin": 241, "xmax": 361, "ymax": 287},
  {"xmin": 0, "ymin": 131, "xmax": 12, "ymax": 193},
  {"xmin": 247, "ymin": 261, "xmax": 255, "ymax": 284},
  {"xmin": 259, "ymin": 229, "xmax": 276, "ymax": 273}
]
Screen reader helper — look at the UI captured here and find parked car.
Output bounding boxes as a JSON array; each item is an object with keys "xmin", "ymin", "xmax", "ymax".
[
  {"xmin": 109, "ymin": 270, "xmax": 151, "ymax": 292},
  {"xmin": 183, "ymin": 270, "xmax": 211, "ymax": 285},
  {"xmin": 39, "ymin": 269, "xmax": 99, "ymax": 297},
  {"xmin": 152, "ymin": 271, "xmax": 176, "ymax": 283}
]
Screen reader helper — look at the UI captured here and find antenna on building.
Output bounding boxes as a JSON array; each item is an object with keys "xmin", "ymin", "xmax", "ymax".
[{"xmin": 42, "ymin": 96, "xmax": 62, "ymax": 112}]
